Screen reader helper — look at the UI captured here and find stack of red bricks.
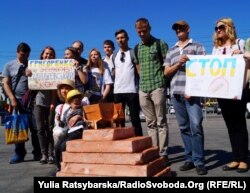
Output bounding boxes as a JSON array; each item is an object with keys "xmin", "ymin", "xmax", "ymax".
[{"xmin": 56, "ymin": 127, "xmax": 171, "ymax": 177}]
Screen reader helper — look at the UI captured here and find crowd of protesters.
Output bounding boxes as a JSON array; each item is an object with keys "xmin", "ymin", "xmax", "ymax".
[{"xmin": 1, "ymin": 17, "xmax": 249, "ymax": 175}]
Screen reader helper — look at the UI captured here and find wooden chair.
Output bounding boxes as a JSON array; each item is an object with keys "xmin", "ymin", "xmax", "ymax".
[
  {"xmin": 113, "ymin": 103, "xmax": 125, "ymax": 127},
  {"xmin": 83, "ymin": 103, "xmax": 114, "ymax": 129}
]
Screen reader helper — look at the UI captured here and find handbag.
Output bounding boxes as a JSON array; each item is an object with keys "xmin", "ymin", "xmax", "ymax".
[{"xmin": 5, "ymin": 110, "xmax": 29, "ymax": 144}]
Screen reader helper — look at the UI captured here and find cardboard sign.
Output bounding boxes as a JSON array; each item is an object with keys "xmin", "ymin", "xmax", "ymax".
[
  {"xmin": 185, "ymin": 55, "xmax": 246, "ymax": 99},
  {"xmin": 28, "ymin": 59, "xmax": 75, "ymax": 90}
]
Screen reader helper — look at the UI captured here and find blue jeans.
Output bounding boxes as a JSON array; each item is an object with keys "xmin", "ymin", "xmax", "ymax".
[{"xmin": 172, "ymin": 95, "xmax": 205, "ymax": 166}]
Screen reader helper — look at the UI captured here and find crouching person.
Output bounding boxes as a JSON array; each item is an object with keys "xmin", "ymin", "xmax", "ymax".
[{"xmin": 54, "ymin": 89, "xmax": 88, "ymax": 172}]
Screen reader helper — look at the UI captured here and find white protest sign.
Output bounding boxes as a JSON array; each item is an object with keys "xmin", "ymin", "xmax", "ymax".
[
  {"xmin": 28, "ymin": 59, "xmax": 75, "ymax": 90},
  {"xmin": 185, "ymin": 55, "xmax": 246, "ymax": 99}
]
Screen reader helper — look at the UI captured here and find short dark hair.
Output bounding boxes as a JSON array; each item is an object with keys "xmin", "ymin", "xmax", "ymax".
[
  {"xmin": 135, "ymin": 17, "xmax": 150, "ymax": 27},
  {"xmin": 115, "ymin": 29, "xmax": 129, "ymax": 39},
  {"xmin": 72, "ymin": 40, "xmax": 84, "ymax": 50},
  {"xmin": 17, "ymin": 42, "xmax": 31, "ymax": 53},
  {"xmin": 103, "ymin": 40, "xmax": 115, "ymax": 49}
]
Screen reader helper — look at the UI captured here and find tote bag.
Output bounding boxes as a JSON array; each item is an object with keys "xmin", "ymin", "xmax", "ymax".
[{"xmin": 5, "ymin": 111, "xmax": 29, "ymax": 144}]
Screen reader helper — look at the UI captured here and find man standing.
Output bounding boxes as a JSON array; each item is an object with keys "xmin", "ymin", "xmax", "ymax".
[
  {"xmin": 164, "ymin": 20, "xmax": 207, "ymax": 175},
  {"xmin": 103, "ymin": 40, "xmax": 115, "ymax": 102},
  {"xmin": 2, "ymin": 42, "xmax": 41, "ymax": 164},
  {"xmin": 135, "ymin": 18, "xmax": 169, "ymax": 159},
  {"xmin": 113, "ymin": 29, "xmax": 142, "ymax": 136},
  {"xmin": 72, "ymin": 40, "xmax": 88, "ymax": 66}
]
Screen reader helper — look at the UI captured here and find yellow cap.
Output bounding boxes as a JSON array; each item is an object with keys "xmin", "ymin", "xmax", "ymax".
[{"xmin": 66, "ymin": 89, "xmax": 83, "ymax": 103}]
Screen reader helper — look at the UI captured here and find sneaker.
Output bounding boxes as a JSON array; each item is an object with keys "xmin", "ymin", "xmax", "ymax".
[
  {"xmin": 9, "ymin": 154, "xmax": 24, "ymax": 164},
  {"xmin": 47, "ymin": 156, "xmax": 55, "ymax": 164},
  {"xmin": 196, "ymin": 165, "xmax": 208, "ymax": 175},
  {"xmin": 179, "ymin": 161, "xmax": 195, "ymax": 171},
  {"xmin": 40, "ymin": 155, "xmax": 48, "ymax": 164}
]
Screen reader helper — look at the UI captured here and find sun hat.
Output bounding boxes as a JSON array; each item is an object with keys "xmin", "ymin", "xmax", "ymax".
[
  {"xmin": 66, "ymin": 89, "xmax": 83, "ymax": 103},
  {"xmin": 57, "ymin": 79, "xmax": 75, "ymax": 90},
  {"xmin": 172, "ymin": 20, "xmax": 189, "ymax": 30}
]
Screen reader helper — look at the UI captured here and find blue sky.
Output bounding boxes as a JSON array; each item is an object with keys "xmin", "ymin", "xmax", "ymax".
[{"xmin": 0, "ymin": 0, "xmax": 250, "ymax": 71}]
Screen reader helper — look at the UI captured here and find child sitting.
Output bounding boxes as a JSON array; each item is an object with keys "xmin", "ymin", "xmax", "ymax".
[{"xmin": 55, "ymin": 89, "xmax": 88, "ymax": 172}]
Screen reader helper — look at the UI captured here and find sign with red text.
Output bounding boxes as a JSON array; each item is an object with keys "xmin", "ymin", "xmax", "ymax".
[
  {"xmin": 28, "ymin": 59, "xmax": 75, "ymax": 90},
  {"xmin": 185, "ymin": 55, "xmax": 246, "ymax": 99}
]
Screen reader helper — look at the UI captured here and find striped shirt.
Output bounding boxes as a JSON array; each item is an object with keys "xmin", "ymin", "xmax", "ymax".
[
  {"xmin": 164, "ymin": 39, "xmax": 205, "ymax": 95},
  {"xmin": 137, "ymin": 36, "xmax": 168, "ymax": 92}
]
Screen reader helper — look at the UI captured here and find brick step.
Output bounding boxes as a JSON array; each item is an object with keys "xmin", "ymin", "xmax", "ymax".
[
  {"xmin": 62, "ymin": 146, "xmax": 159, "ymax": 165},
  {"xmin": 56, "ymin": 166, "xmax": 171, "ymax": 177},
  {"xmin": 82, "ymin": 127, "xmax": 135, "ymax": 141},
  {"xmin": 59, "ymin": 157, "xmax": 167, "ymax": 177},
  {"xmin": 66, "ymin": 136, "xmax": 152, "ymax": 153}
]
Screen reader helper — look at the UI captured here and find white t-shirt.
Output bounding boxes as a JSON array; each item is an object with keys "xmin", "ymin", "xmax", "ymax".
[
  {"xmin": 212, "ymin": 39, "xmax": 245, "ymax": 55},
  {"xmin": 87, "ymin": 65, "xmax": 113, "ymax": 96},
  {"xmin": 114, "ymin": 50, "xmax": 138, "ymax": 93},
  {"xmin": 103, "ymin": 55, "xmax": 114, "ymax": 74}
]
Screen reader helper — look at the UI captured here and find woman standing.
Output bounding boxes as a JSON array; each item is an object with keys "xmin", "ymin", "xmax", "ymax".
[
  {"xmin": 212, "ymin": 17, "xmax": 249, "ymax": 173},
  {"xmin": 64, "ymin": 47, "xmax": 88, "ymax": 93},
  {"xmin": 84, "ymin": 48, "xmax": 113, "ymax": 104},
  {"xmin": 34, "ymin": 46, "xmax": 57, "ymax": 164}
]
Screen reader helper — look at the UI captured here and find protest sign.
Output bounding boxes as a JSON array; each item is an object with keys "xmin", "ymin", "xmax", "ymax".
[
  {"xmin": 28, "ymin": 59, "xmax": 75, "ymax": 90},
  {"xmin": 185, "ymin": 55, "xmax": 246, "ymax": 99}
]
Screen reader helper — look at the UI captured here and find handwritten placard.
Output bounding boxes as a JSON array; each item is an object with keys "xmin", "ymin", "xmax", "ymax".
[
  {"xmin": 28, "ymin": 59, "xmax": 75, "ymax": 90},
  {"xmin": 185, "ymin": 55, "xmax": 246, "ymax": 99}
]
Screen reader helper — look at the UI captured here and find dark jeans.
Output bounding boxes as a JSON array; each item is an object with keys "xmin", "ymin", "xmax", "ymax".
[
  {"xmin": 218, "ymin": 97, "xmax": 249, "ymax": 163},
  {"xmin": 34, "ymin": 105, "xmax": 54, "ymax": 157},
  {"xmin": 14, "ymin": 99, "xmax": 41, "ymax": 158},
  {"xmin": 114, "ymin": 93, "xmax": 142, "ymax": 136},
  {"xmin": 55, "ymin": 129, "xmax": 83, "ymax": 170}
]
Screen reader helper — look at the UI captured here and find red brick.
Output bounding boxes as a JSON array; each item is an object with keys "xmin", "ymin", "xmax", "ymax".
[
  {"xmin": 66, "ymin": 136, "xmax": 152, "ymax": 153},
  {"xmin": 60, "ymin": 157, "xmax": 167, "ymax": 177},
  {"xmin": 82, "ymin": 127, "xmax": 135, "ymax": 141},
  {"xmin": 62, "ymin": 146, "xmax": 159, "ymax": 165}
]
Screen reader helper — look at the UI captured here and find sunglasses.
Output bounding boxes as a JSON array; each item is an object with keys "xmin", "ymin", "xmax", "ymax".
[
  {"xmin": 173, "ymin": 25, "xmax": 186, "ymax": 31},
  {"xmin": 215, "ymin": 25, "xmax": 226, "ymax": 32},
  {"xmin": 120, "ymin": 52, "xmax": 125, "ymax": 62}
]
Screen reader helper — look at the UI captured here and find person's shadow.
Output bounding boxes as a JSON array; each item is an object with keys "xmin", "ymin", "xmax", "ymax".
[{"xmin": 166, "ymin": 145, "xmax": 243, "ymax": 177}]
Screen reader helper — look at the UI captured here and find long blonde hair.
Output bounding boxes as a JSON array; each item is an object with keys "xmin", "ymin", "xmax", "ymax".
[
  {"xmin": 86, "ymin": 48, "xmax": 104, "ymax": 75},
  {"xmin": 213, "ymin": 17, "xmax": 237, "ymax": 47}
]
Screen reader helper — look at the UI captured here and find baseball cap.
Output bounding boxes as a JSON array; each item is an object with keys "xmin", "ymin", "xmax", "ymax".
[{"xmin": 172, "ymin": 20, "xmax": 189, "ymax": 30}]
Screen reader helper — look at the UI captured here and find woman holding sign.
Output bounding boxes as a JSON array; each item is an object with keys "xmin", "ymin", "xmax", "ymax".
[
  {"xmin": 212, "ymin": 17, "xmax": 249, "ymax": 173},
  {"xmin": 34, "ymin": 46, "xmax": 57, "ymax": 164}
]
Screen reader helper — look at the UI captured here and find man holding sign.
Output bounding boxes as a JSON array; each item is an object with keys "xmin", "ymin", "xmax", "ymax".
[{"xmin": 164, "ymin": 20, "xmax": 207, "ymax": 175}]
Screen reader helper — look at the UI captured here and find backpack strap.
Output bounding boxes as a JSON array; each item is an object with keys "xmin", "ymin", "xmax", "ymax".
[
  {"xmin": 156, "ymin": 39, "xmax": 164, "ymax": 65},
  {"xmin": 13, "ymin": 63, "xmax": 28, "ymax": 92},
  {"xmin": 112, "ymin": 51, "xmax": 118, "ymax": 65},
  {"xmin": 134, "ymin": 44, "xmax": 139, "ymax": 62}
]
